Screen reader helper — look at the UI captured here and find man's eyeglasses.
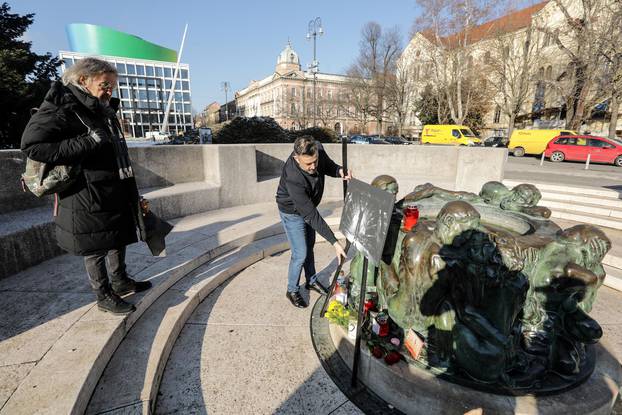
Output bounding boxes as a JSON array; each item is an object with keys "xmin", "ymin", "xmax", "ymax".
[{"xmin": 98, "ymin": 81, "xmax": 115, "ymax": 91}]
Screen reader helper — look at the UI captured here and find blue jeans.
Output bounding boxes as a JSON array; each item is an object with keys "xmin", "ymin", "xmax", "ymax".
[{"xmin": 279, "ymin": 210, "xmax": 317, "ymax": 293}]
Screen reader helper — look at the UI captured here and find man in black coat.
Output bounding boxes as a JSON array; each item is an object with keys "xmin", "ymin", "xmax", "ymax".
[
  {"xmin": 21, "ymin": 58, "xmax": 150, "ymax": 314},
  {"xmin": 276, "ymin": 136, "xmax": 351, "ymax": 308}
]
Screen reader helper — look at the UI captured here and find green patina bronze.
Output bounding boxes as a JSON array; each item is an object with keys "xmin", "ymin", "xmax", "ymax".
[{"xmin": 347, "ymin": 177, "xmax": 611, "ymax": 393}]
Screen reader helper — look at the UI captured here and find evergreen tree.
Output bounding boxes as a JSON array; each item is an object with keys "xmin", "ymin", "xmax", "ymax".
[{"xmin": 0, "ymin": 2, "xmax": 60, "ymax": 148}]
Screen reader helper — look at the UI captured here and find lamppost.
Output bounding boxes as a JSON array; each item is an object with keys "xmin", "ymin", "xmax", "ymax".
[
  {"xmin": 307, "ymin": 17, "xmax": 323, "ymax": 127},
  {"xmin": 221, "ymin": 81, "xmax": 230, "ymax": 121}
]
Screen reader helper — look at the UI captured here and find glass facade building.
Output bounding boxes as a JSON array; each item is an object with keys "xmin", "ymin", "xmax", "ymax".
[{"xmin": 59, "ymin": 24, "xmax": 192, "ymax": 138}]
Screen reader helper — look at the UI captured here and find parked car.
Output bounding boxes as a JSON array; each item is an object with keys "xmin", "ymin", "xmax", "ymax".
[
  {"xmin": 421, "ymin": 125, "xmax": 481, "ymax": 146},
  {"xmin": 544, "ymin": 135, "xmax": 622, "ymax": 166},
  {"xmin": 508, "ymin": 129, "xmax": 576, "ymax": 156},
  {"xmin": 349, "ymin": 135, "xmax": 371, "ymax": 144},
  {"xmin": 370, "ymin": 138, "xmax": 390, "ymax": 144},
  {"xmin": 483, "ymin": 136, "xmax": 508, "ymax": 147},
  {"xmin": 384, "ymin": 136, "xmax": 412, "ymax": 145}
]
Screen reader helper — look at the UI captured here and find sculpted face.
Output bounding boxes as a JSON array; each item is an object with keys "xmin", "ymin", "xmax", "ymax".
[
  {"xmin": 371, "ymin": 175, "xmax": 399, "ymax": 195},
  {"xmin": 559, "ymin": 225, "xmax": 611, "ymax": 268},
  {"xmin": 434, "ymin": 201, "xmax": 481, "ymax": 245},
  {"xmin": 500, "ymin": 184, "xmax": 541, "ymax": 211},
  {"xmin": 479, "ymin": 181, "xmax": 508, "ymax": 205}
]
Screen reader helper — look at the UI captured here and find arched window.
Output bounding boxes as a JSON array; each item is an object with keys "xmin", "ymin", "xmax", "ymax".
[
  {"xmin": 538, "ymin": 67, "xmax": 545, "ymax": 80},
  {"xmin": 545, "ymin": 66, "xmax": 553, "ymax": 80}
]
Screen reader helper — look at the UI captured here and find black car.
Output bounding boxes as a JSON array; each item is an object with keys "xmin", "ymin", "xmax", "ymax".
[
  {"xmin": 384, "ymin": 136, "xmax": 412, "ymax": 145},
  {"xmin": 483, "ymin": 136, "xmax": 508, "ymax": 147}
]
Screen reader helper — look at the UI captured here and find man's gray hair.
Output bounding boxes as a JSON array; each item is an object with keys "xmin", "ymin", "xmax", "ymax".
[
  {"xmin": 293, "ymin": 135, "xmax": 318, "ymax": 156},
  {"xmin": 61, "ymin": 57, "xmax": 117, "ymax": 87}
]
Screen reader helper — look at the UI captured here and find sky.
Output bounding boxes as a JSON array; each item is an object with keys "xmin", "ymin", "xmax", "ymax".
[{"xmin": 13, "ymin": 0, "xmax": 422, "ymax": 113}]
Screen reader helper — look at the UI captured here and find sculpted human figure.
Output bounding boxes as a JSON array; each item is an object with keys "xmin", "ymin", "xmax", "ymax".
[
  {"xmin": 387, "ymin": 201, "xmax": 481, "ymax": 365},
  {"xmin": 404, "ymin": 181, "xmax": 551, "ymax": 219},
  {"xmin": 480, "ymin": 182, "xmax": 551, "ymax": 218},
  {"xmin": 520, "ymin": 224, "xmax": 609, "ymax": 373},
  {"xmin": 404, "ymin": 182, "xmax": 479, "ymax": 205}
]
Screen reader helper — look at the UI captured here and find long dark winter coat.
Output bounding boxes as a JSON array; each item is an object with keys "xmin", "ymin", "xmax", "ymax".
[{"xmin": 21, "ymin": 82, "xmax": 140, "ymax": 255}]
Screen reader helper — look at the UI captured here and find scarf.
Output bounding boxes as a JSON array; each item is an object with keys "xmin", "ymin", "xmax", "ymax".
[{"xmin": 67, "ymin": 84, "xmax": 134, "ymax": 180}]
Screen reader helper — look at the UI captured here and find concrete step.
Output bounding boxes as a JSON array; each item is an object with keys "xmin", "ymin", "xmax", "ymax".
[
  {"xmin": 503, "ymin": 179, "xmax": 622, "ymax": 199},
  {"xmin": 548, "ymin": 208, "xmax": 622, "ymax": 231},
  {"xmin": 604, "ymin": 265, "xmax": 622, "ymax": 293},
  {"xmin": 0, "ymin": 207, "xmax": 62, "ymax": 279},
  {"xmin": 0, "ymin": 205, "xmax": 287, "ymax": 415},
  {"xmin": 541, "ymin": 199, "xmax": 622, "ymax": 219},
  {"xmin": 540, "ymin": 191, "xmax": 622, "ymax": 210},
  {"xmin": 86, "ymin": 234, "xmax": 291, "ymax": 414}
]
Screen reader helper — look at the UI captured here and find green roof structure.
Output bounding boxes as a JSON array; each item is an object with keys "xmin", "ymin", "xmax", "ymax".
[{"xmin": 66, "ymin": 23, "xmax": 177, "ymax": 62}]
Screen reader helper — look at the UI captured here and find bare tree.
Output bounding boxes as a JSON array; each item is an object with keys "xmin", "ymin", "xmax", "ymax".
[
  {"xmin": 385, "ymin": 59, "xmax": 417, "ymax": 135},
  {"xmin": 414, "ymin": 0, "xmax": 494, "ymax": 125},
  {"xmin": 600, "ymin": 0, "xmax": 622, "ymax": 139},
  {"xmin": 486, "ymin": 23, "xmax": 543, "ymax": 137},
  {"xmin": 535, "ymin": 0, "xmax": 617, "ymax": 130},
  {"xmin": 347, "ymin": 22, "xmax": 402, "ymax": 134}
]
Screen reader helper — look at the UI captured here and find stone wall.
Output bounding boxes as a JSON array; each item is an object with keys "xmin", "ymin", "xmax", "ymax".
[{"xmin": 0, "ymin": 144, "xmax": 506, "ymax": 278}]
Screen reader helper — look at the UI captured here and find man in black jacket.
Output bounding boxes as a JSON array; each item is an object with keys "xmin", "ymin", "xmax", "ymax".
[{"xmin": 276, "ymin": 136, "xmax": 351, "ymax": 308}]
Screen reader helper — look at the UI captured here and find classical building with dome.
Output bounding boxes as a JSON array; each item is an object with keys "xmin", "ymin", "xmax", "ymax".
[{"xmin": 235, "ymin": 42, "xmax": 380, "ymax": 135}]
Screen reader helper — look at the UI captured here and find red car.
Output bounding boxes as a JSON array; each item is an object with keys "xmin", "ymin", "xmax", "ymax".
[{"xmin": 544, "ymin": 135, "xmax": 622, "ymax": 166}]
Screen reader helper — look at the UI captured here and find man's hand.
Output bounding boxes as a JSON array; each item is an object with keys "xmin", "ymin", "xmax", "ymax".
[
  {"xmin": 333, "ymin": 241, "xmax": 347, "ymax": 265},
  {"xmin": 339, "ymin": 168, "xmax": 353, "ymax": 181}
]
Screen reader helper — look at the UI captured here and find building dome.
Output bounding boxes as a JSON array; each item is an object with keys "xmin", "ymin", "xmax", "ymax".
[{"xmin": 276, "ymin": 41, "xmax": 301, "ymax": 74}]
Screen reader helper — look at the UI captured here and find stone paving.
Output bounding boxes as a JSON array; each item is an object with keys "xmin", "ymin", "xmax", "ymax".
[
  {"xmin": 155, "ymin": 243, "xmax": 622, "ymax": 414},
  {"xmin": 156, "ymin": 243, "xmax": 364, "ymax": 415}
]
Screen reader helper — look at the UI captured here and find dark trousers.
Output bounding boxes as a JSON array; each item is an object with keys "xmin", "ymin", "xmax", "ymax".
[{"xmin": 84, "ymin": 247, "xmax": 127, "ymax": 297}]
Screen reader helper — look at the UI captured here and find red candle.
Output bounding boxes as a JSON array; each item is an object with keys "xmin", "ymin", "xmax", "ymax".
[{"xmin": 403, "ymin": 206, "xmax": 419, "ymax": 231}]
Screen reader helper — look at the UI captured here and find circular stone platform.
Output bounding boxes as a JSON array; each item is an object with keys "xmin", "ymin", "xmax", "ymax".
[{"xmin": 311, "ymin": 297, "xmax": 622, "ymax": 415}]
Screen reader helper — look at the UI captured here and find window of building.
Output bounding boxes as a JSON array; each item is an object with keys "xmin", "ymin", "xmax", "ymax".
[
  {"xmin": 126, "ymin": 64, "xmax": 136, "ymax": 75},
  {"xmin": 182, "ymin": 81, "xmax": 189, "ymax": 90},
  {"xmin": 155, "ymin": 67, "xmax": 163, "ymax": 77},
  {"xmin": 175, "ymin": 102, "xmax": 183, "ymax": 112},
  {"xmin": 120, "ymin": 89, "xmax": 130, "ymax": 99},
  {"xmin": 138, "ymin": 90, "xmax": 147, "ymax": 100},
  {"xmin": 147, "ymin": 78, "xmax": 156, "ymax": 88},
  {"xmin": 136, "ymin": 65, "xmax": 145, "ymax": 76},
  {"xmin": 538, "ymin": 67, "xmax": 544, "ymax": 79},
  {"xmin": 175, "ymin": 92, "xmax": 182, "ymax": 101},
  {"xmin": 137, "ymin": 78, "xmax": 146, "ymax": 87},
  {"xmin": 291, "ymin": 87, "xmax": 296, "ymax": 97},
  {"xmin": 64, "ymin": 58, "xmax": 74, "ymax": 69},
  {"xmin": 148, "ymin": 90, "xmax": 157, "ymax": 100},
  {"xmin": 118, "ymin": 77, "xmax": 128, "ymax": 86},
  {"xmin": 183, "ymin": 92, "xmax": 190, "ymax": 102},
  {"xmin": 164, "ymin": 67, "xmax": 172, "ymax": 78},
  {"xmin": 146, "ymin": 66, "xmax": 154, "ymax": 76},
  {"xmin": 307, "ymin": 90, "xmax": 311, "ymax": 99},
  {"xmin": 165, "ymin": 80, "xmax": 172, "ymax": 89},
  {"xmin": 545, "ymin": 66, "xmax": 553, "ymax": 80},
  {"xmin": 181, "ymin": 69, "xmax": 189, "ymax": 79},
  {"xmin": 116, "ymin": 63, "xmax": 126, "ymax": 74},
  {"xmin": 175, "ymin": 80, "xmax": 181, "ymax": 90}
]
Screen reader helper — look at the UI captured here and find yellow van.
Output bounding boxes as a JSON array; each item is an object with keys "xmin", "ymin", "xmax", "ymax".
[
  {"xmin": 508, "ymin": 129, "xmax": 576, "ymax": 156},
  {"xmin": 421, "ymin": 125, "xmax": 481, "ymax": 146}
]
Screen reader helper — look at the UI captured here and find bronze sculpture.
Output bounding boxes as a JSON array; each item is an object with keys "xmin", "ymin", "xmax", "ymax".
[{"xmin": 346, "ymin": 176, "xmax": 611, "ymax": 393}]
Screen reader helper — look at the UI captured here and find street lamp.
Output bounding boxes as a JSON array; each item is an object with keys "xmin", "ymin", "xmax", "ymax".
[
  {"xmin": 307, "ymin": 17, "xmax": 323, "ymax": 127},
  {"xmin": 221, "ymin": 81, "xmax": 230, "ymax": 121}
]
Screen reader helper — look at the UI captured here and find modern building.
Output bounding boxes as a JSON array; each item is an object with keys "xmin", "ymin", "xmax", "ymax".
[
  {"xmin": 59, "ymin": 23, "xmax": 193, "ymax": 138},
  {"xmin": 235, "ymin": 42, "xmax": 380, "ymax": 135}
]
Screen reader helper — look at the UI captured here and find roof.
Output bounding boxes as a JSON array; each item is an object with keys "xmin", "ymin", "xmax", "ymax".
[{"xmin": 420, "ymin": 1, "xmax": 548, "ymax": 48}]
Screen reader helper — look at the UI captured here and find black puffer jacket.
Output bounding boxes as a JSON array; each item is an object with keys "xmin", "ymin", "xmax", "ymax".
[{"xmin": 21, "ymin": 82, "xmax": 139, "ymax": 255}]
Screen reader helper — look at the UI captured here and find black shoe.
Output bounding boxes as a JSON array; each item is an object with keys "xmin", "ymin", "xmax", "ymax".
[
  {"xmin": 305, "ymin": 280, "xmax": 328, "ymax": 295},
  {"xmin": 286, "ymin": 291, "xmax": 308, "ymax": 308},
  {"xmin": 97, "ymin": 292, "xmax": 136, "ymax": 315},
  {"xmin": 111, "ymin": 276, "xmax": 152, "ymax": 296}
]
